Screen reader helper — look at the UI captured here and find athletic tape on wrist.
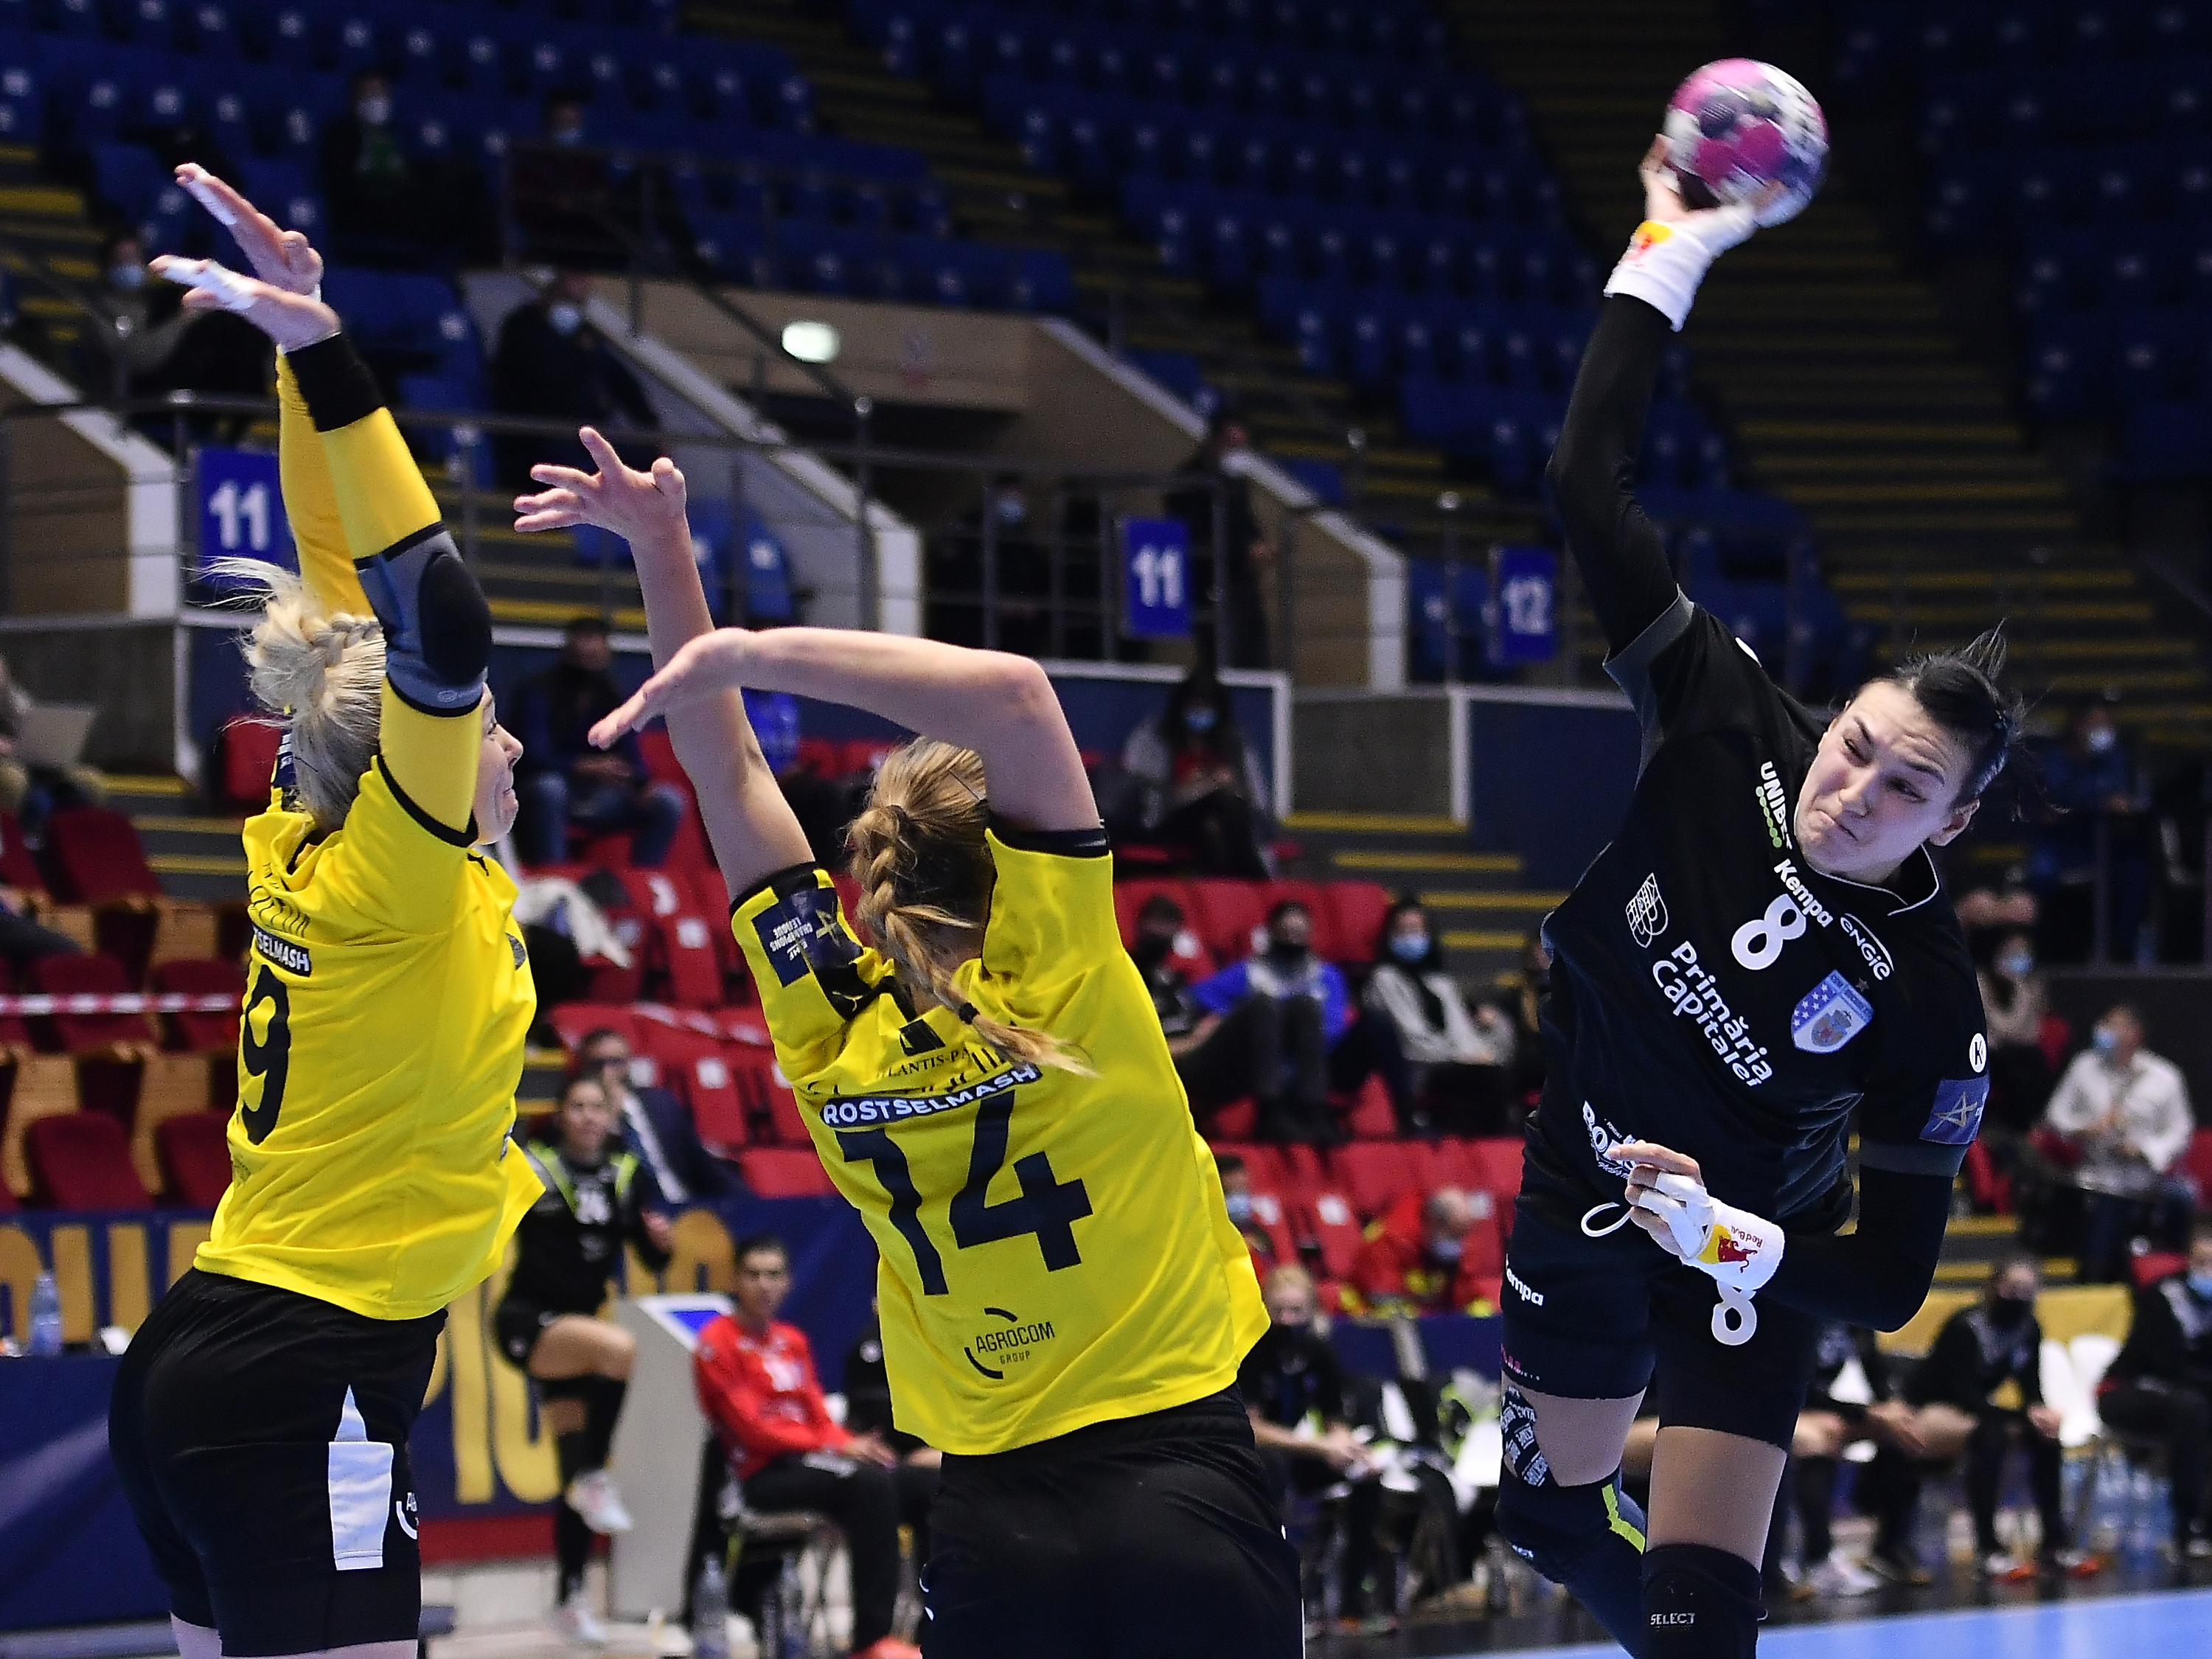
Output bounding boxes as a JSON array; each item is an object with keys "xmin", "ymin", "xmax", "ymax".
[{"xmin": 1601, "ymin": 209, "xmax": 1755, "ymax": 331}]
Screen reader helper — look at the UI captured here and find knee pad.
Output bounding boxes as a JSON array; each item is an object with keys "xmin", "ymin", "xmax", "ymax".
[
  {"xmin": 1493, "ymin": 1390, "xmax": 1646, "ymax": 1654},
  {"xmin": 1643, "ymin": 1542, "xmax": 1761, "ymax": 1659}
]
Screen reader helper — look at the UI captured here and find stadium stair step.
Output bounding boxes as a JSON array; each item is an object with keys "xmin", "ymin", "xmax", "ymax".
[
  {"xmin": 684, "ymin": 0, "xmax": 1545, "ymax": 551},
  {"xmin": 1441, "ymin": 0, "xmax": 2212, "ymax": 757},
  {"xmin": 104, "ymin": 775, "xmax": 248, "ymax": 905},
  {"xmin": 0, "ymin": 142, "xmax": 125, "ymax": 361}
]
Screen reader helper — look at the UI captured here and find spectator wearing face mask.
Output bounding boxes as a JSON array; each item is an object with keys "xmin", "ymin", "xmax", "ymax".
[
  {"xmin": 510, "ymin": 615, "xmax": 689, "ymax": 866},
  {"xmin": 1216, "ymin": 1154, "xmax": 1280, "ymax": 1269},
  {"xmin": 1978, "ymin": 930, "xmax": 2053, "ymax": 1137},
  {"xmin": 2031, "ymin": 699, "xmax": 2150, "ymax": 963},
  {"xmin": 2045, "ymin": 1004, "xmax": 2197, "ymax": 1281},
  {"xmin": 2098, "ymin": 1220, "xmax": 2212, "ymax": 1560},
  {"xmin": 1896, "ymin": 1259, "xmax": 2093, "ymax": 1580},
  {"xmin": 491, "ymin": 273, "xmax": 659, "ymax": 490},
  {"xmin": 1332, "ymin": 897, "xmax": 1515, "ymax": 1137},
  {"xmin": 1349, "ymin": 1186, "xmax": 1495, "ymax": 1315},
  {"xmin": 319, "ymin": 72, "xmax": 490, "ymax": 268},
  {"xmin": 1127, "ymin": 893, "xmax": 1213, "ymax": 1051},
  {"xmin": 1182, "ymin": 900, "xmax": 1349, "ymax": 1144},
  {"xmin": 1238, "ymin": 1265, "xmax": 1391, "ymax": 1632},
  {"xmin": 1119, "ymin": 667, "xmax": 1275, "ymax": 878},
  {"xmin": 1165, "ymin": 414, "xmax": 1276, "ymax": 670},
  {"xmin": 77, "ymin": 229, "xmax": 269, "ymax": 420}
]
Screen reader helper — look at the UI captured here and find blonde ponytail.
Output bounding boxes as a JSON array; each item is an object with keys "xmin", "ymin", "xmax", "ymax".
[
  {"xmin": 845, "ymin": 738, "xmax": 1093, "ymax": 1077},
  {"xmin": 212, "ymin": 558, "xmax": 385, "ymax": 830}
]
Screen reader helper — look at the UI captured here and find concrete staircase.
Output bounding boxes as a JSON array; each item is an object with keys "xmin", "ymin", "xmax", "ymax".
[
  {"xmin": 679, "ymin": 0, "xmax": 1526, "ymax": 544},
  {"xmin": 0, "ymin": 142, "xmax": 108, "ymax": 369},
  {"xmin": 1441, "ymin": 0, "xmax": 2212, "ymax": 748}
]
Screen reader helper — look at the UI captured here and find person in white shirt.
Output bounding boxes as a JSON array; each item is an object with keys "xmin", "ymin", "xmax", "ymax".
[
  {"xmin": 2044, "ymin": 1004, "xmax": 2198, "ymax": 1281},
  {"xmin": 1332, "ymin": 897, "xmax": 1516, "ymax": 1136}
]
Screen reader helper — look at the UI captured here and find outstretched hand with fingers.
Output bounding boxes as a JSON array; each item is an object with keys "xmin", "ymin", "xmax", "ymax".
[
  {"xmin": 173, "ymin": 163, "xmax": 323, "ymax": 296},
  {"xmin": 513, "ymin": 427, "xmax": 688, "ymax": 546},
  {"xmin": 586, "ymin": 629, "xmax": 754, "ymax": 751}
]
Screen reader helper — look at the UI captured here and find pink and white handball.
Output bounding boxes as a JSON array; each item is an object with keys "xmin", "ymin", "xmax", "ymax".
[{"xmin": 1662, "ymin": 58, "xmax": 1829, "ymax": 227}]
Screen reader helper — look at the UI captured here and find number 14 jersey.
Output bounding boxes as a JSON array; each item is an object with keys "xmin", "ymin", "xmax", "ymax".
[{"xmin": 733, "ymin": 828, "xmax": 1266, "ymax": 1455}]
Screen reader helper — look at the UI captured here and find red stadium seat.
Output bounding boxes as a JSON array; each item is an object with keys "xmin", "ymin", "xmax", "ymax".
[
  {"xmin": 577, "ymin": 869, "xmax": 651, "ymax": 1004},
  {"xmin": 794, "ymin": 738, "xmax": 842, "ymax": 779},
  {"xmin": 2134, "ymin": 1251, "xmax": 2188, "ymax": 1290},
  {"xmin": 1467, "ymin": 1136, "xmax": 1526, "ymax": 1205},
  {"xmin": 0, "ymin": 812, "xmax": 45, "ymax": 894},
  {"xmin": 1187, "ymin": 879, "xmax": 1272, "ymax": 962},
  {"xmin": 840, "ymin": 737, "xmax": 900, "ymax": 778},
  {"xmin": 31, "ymin": 954, "xmax": 156, "ymax": 1053},
  {"xmin": 1339, "ymin": 1076, "xmax": 1397, "ymax": 1140},
  {"xmin": 157, "ymin": 1111, "xmax": 232, "ymax": 1209},
  {"xmin": 150, "ymin": 959, "xmax": 244, "ymax": 1053},
  {"xmin": 1111, "ymin": 878, "xmax": 1196, "ymax": 948},
  {"xmin": 1279, "ymin": 1144, "xmax": 1328, "ymax": 1209},
  {"xmin": 1206, "ymin": 1099, "xmax": 1257, "ymax": 1141},
  {"xmin": 1298, "ymin": 1186, "xmax": 1363, "ymax": 1279},
  {"xmin": 44, "ymin": 808, "xmax": 162, "ymax": 905},
  {"xmin": 1334, "ymin": 1141, "xmax": 1423, "ymax": 1220},
  {"xmin": 27, "ymin": 1111, "xmax": 151, "ymax": 1208},
  {"xmin": 1212, "ymin": 1141, "xmax": 1286, "ymax": 1196},
  {"xmin": 731, "ymin": 1048, "xmax": 809, "ymax": 1147},
  {"xmin": 215, "ymin": 717, "xmax": 284, "ymax": 813},
  {"xmin": 1268, "ymin": 880, "xmax": 1341, "ymax": 961},
  {"xmin": 638, "ymin": 727, "xmax": 686, "ymax": 787},
  {"xmin": 2185, "ymin": 1130, "xmax": 2212, "ymax": 1200},
  {"xmin": 1963, "ymin": 1139, "xmax": 2012, "ymax": 1214},
  {"xmin": 546, "ymin": 1004, "xmax": 641, "ymax": 1057},
  {"xmin": 1245, "ymin": 1190, "xmax": 1299, "ymax": 1266},
  {"xmin": 634, "ymin": 1023, "xmax": 747, "ymax": 1153},
  {"xmin": 1326, "ymin": 882, "xmax": 1394, "ymax": 966},
  {"xmin": 738, "ymin": 1147, "xmax": 835, "ymax": 1197},
  {"xmin": 652, "ymin": 908, "xmax": 725, "ymax": 1009}
]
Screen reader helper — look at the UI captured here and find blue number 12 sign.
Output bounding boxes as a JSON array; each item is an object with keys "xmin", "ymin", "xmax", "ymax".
[{"xmin": 1121, "ymin": 516, "xmax": 1192, "ymax": 639}]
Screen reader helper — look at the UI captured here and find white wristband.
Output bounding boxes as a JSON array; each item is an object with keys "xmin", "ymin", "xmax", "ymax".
[{"xmin": 1601, "ymin": 206, "xmax": 1756, "ymax": 331}]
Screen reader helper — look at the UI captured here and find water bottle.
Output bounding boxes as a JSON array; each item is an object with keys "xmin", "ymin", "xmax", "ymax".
[
  {"xmin": 691, "ymin": 1554, "xmax": 728, "ymax": 1659},
  {"xmin": 2124, "ymin": 1467, "xmax": 2160, "ymax": 1571},
  {"xmin": 27, "ymin": 1271, "xmax": 62, "ymax": 1356}
]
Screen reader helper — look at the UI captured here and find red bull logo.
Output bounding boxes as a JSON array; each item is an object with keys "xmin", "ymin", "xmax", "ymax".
[{"xmin": 1700, "ymin": 1227, "xmax": 1756, "ymax": 1267}]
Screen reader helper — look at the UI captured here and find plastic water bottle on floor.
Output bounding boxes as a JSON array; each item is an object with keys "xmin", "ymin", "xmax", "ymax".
[
  {"xmin": 692, "ymin": 1556, "xmax": 729, "ymax": 1659},
  {"xmin": 2124, "ymin": 1468, "xmax": 2160, "ymax": 1571},
  {"xmin": 27, "ymin": 1271, "xmax": 62, "ymax": 1355}
]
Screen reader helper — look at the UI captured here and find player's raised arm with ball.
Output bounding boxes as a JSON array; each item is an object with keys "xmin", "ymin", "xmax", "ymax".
[
  {"xmin": 518, "ymin": 445, "xmax": 1304, "ymax": 1658},
  {"xmin": 1495, "ymin": 63, "xmax": 2043, "ymax": 1659},
  {"xmin": 109, "ymin": 166, "xmax": 541, "ymax": 1659}
]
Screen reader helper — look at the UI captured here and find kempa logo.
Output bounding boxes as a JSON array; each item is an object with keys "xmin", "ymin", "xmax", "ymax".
[
  {"xmin": 1839, "ymin": 914, "xmax": 1893, "ymax": 981},
  {"xmin": 1770, "ymin": 860, "xmax": 1834, "ymax": 930},
  {"xmin": 1755, "ymin": 760, "xmax": 1792, "ymax": 849},
  {"xmin": 963, "ymin": 1307, "xmax": 1056, "ymax": 1380},
  {"xmin": 1626, "ymin": 872, "xmax": 1669, "ymax": 947},
  {"xmin": 1505, "ymin": 1265, "xmax": 1544, "ymax": 1307}
]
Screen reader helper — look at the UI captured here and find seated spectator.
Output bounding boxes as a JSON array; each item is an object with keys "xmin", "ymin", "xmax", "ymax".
[
  {"xmin": 1772, "ymin": 1323, "xmax": 1921, "ymax": 1599},
  {"xmin": 1131, "ymin": 893, "xmax": 1211, "ymax": 1049},
  {"xmin": 1978, "ymin": 930, "xmax": 2053, "ymax": 1139},
  {"xmin": 1239, "ymin": 1265, "xmax": 1389, "ymax": 1633},
  {"xmin": 1504, "ymin": 928, "xmax": 1549, "ymax": 1111},
  {"xmin": 507, "ymin": 92, "xmax": 619, "ymax": 268},
  {"xmin": 1216, "ymin": 1152, "xmax": 1280, "ymax": 1270},
  {"xmin": 841, "ymin": 1308, "xmax": 942, "ymax": 1570},
  {"xmin": 2044, "ymin": 1003, "xmax": 2195, "ymax": 1281},
  {"xmin": 743, "ymin": 689, "xmax": 851, "ymax": 867},
  {"xmin": 1166, "ymin": 414, "xmax": 1274, "ymax": 670},
  {"xmin": 319, "ymin": 71, "xmax": 490, "ymax": 268},
  {"xmin": 0, "ymin": 652, "xmax": 106, "ymax": 842},
  {"xmin": 1180, "ymin": 900, "xmax": 1348, "ymax": 1144},
  {"xmin": 79, "ymin": 232, "xmax": 268, "ymax": 427},
  {"xmin": 1350, "ymin": 1188, "xmax": 1492, "ymax": 1315},
  {"xmin": 575, "ymin": 1026, "xmax": 743, "ymax": 1204},
  {"xmin": 2096, "ymin": 1218, "xmax": 2212, "ymax": 1560},
  {"xmin": 512, "ymin": 616, "xmax": 688, "ymax": 866},
  {"xmin": 1869, "ymin": 1258, "xmax": 2093, "ymax": 1582},
  {"xmin": 492, "ymin": 272, "xmax": 658, "ymax": 490},
  {"xmin": 1332, "ymin": 897, "xmax": 1514, "ymax": 1137},
  {"xmin": 692, "ymin": 1235, "xmax": 923, "ymax": 1659},
  {"xmin": 1118, "ymin": 667, "xmax": 1273, "ymax": 878},
  {"xmin": 2030, "ymin": 699, "xmax": 2149, "ymax": 963}
]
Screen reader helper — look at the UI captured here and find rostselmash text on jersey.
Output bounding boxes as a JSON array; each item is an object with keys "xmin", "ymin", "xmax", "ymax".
[{"xmin": 818, "ymin": 1062, "xmax": 1044, "ymax": 1128}]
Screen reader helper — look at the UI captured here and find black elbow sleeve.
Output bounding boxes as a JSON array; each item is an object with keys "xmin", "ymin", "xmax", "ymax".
[
  {"xmin": 358, "ymin": 529, "xmax": 490, "ymax": 714},
  {"xmin": 420, "ymin": 544, "xmax": 493, "ymax": 687}
]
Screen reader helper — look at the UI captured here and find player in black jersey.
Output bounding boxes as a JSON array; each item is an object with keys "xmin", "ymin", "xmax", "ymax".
[
  {"xmin": 1492, "ymin": 140, "xmax": 2025, "ymax": 1658},
  {"xmin": 495, "ymin": 1071, "xmax": 674, "ymax": 1644}
]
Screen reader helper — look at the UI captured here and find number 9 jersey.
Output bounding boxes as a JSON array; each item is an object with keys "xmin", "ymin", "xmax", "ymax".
[
  {"xmin": 193, "ymin": 718, "xmax": 544, "ymax": 1322},
  {"xmin": 732, "ymin": 824, "xmax": 1267, "ymax": 1455}
]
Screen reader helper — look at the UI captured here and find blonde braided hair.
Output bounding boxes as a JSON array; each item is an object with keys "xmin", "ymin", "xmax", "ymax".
[
  {"xmin": 211, "ymin": 557, "xmax": 386, "ymax": 830},
  {"xmin": 845, "ymin": 738, "xmax": 1093, "ymax": 1076}
]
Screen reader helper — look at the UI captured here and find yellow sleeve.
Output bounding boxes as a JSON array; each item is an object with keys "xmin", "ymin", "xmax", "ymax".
[
  {"xmin": 275, "ymin": 352, "xmax": 371, "ymax": 617},
  {"xmin": 973, "ymin": 832, "xmax": 1119, "ymax": 1006},
  {"xmin": 316, "ymin": 405, "xmax": 477, "ymax": 835},
  {"xmin": 731, "ymin": 865, "xmax": 896, "ymax": 1082},
  {"xmin": 319, "ymin": 722, "xmax": 475, "ymax": 932}
]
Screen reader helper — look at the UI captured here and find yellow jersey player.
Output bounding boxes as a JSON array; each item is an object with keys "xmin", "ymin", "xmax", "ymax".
[
  {"xmin": 108, "ymin": 170, "xmax": 540, "ymax": 1659},
  {"xmin": 515, "ymin": 435, "xmax": 1300, "ymax": 1656}
]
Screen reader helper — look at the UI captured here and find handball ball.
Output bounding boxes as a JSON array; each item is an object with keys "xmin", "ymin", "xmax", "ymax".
[{"xmin": 1662, "ymin": 58, "xmax": 1828, "ymax": 227}]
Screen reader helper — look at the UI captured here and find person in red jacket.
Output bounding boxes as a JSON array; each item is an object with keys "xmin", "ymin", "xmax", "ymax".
[
  {"xmin": 692, "ymin": 1234, "xmax": 927, "ymax": 1659},
  {"xmin": 1349, "ymin": 1187, "xmax": 1498, "ymax": 1315}
]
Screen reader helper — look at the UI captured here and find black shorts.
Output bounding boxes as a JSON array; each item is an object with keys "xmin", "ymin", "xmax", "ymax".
[
  {"xmin": 921, "ymin": 1388, "xmax": 1301, "ymax": 1659},
  {"xmin": 108, "ymin": 1269, "xmax": 443, "ymax": 1657},
  {"xmin": 1499, "ymin": 1167, "xmax": 1818, "ymax": 1452},
  {"xmin": 491, "ymin": 1293, "xmax": 597, "ymax": 1400}
]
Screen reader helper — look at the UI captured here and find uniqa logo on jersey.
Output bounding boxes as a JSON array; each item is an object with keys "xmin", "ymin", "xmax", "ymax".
[{"xmin": 1625, "ymin": 872, "xmax": 1669, "ymax": 947}]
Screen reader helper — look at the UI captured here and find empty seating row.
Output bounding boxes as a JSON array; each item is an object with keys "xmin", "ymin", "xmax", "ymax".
[
  {"xmin": 1834, "ymin": 0, "xmax": 2212, "ymax": 91},
  {"xmin": 2, "ymin": 1105, "xmax": 230, "ymax": 1210},
  {"xmin": 1927, "ymin": 139, "xmax": 2212, "ymax": 248}
]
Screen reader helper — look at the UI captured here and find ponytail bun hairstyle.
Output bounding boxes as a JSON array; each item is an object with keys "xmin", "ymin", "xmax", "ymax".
[
  {"xmin": 213, "ymin": 558, "xmax": 384, "ymax": 830},
  {"xmin": 844, "ymin": 737, "xmax": 1093, "ymax": 1076},
  {"xmin": 1877, "ymin": 624, "xmax": 2025, "ymax": 805}
]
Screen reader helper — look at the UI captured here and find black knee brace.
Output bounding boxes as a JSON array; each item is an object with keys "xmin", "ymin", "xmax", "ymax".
[
  {"xmin": 1643, "ymin": 1542, "xmax": 1762, "ymax": 1658},
  {"xmin": 1492, "ymin": 1388, "xmax": 1646, "ymax": 1652}
]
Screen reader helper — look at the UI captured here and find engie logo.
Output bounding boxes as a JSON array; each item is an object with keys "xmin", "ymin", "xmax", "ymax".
[
  {"xmin": 1839, "ymin": 914, "xmax": 1893, "ymax": 982},
  {"xmin": 1626, "ymin": 872, "xmax": 1669, "ymax": 947}
]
